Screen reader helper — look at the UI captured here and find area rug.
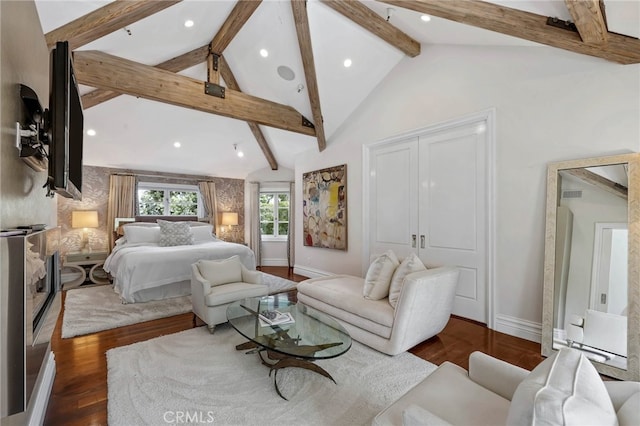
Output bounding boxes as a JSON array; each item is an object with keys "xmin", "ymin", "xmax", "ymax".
[
  {"xmin": 61, "ymin": 273, "xmax": 298, "ymax": 338},
  {"xmin": 107, "ymin": 325, "xmax": 436, "ymax": 425}
]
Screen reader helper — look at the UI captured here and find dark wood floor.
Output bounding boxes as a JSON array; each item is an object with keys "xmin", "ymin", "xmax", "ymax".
[{"xmin": 44, "ymin": 266, "xmax": 543, "ymax": 425}]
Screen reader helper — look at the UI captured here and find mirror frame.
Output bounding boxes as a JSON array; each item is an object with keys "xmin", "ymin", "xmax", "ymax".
[{"xmin": 542, "ymin": 153, "xmax": 640, "ymax": 381}]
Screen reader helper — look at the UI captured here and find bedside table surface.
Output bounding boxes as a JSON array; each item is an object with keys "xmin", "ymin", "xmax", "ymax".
[{"xmin": 66, "ymin": 251, "xmax": 108, "ymax": 263}]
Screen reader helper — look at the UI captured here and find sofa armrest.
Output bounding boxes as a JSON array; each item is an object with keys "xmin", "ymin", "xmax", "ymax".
[
  {"xmin": 191, "ymin": 263, "xmax": 212, "ymax": 293},
  {"xmin": 468, "ymin": 351, "xmax": 530, "ymax": 401},
  {"xmin": 241, "ymin": 266, "xmax": 262, "ymax": 285}
]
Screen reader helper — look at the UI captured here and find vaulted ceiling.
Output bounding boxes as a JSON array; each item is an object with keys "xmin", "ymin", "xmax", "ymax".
[{"xmin": 35, "ymin": 0, "xmax": 640, "ymax": 178}]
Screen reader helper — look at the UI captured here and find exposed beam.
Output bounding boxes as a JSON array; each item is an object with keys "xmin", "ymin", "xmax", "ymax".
[
  {"xmin": 379, "ymin": 0, "xmax": 640, "ymax": 64},
  {"xmin": 565, "ymin": 0, "xmax": 608, "ymax": 46},
  {"xmin": 210, "ymin": 0, "xmax": 263, "ymax": 53},
  {"xmin": 45, "ymin": 0, "xmax": 181, "ymax": 51},
  {"xmin": 219, "ymin": 55, "xmax": 279, "ymax": 170},
  {"xmin": 74, "ymin": 51, "xmax": 316, "ymax": 137},
  {"xmin": 321, "ymin": 0, "xmax": 420, "ymax": 57},
  {"xmin": 565, "ymin": 168, "xmax": 628, "ymax": 200},
  {"xmin": 207, "ymin": 53, "xmax": 220, "ymax": 85},
  {"xmin": 81, "ymin": 44, "xmax": 210, "ymax": 109},
  {"xmin": 291, "ymin": 0, "xmax": 327, "ymax": 152}
]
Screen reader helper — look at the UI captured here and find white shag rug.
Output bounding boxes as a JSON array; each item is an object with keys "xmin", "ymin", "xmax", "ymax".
[
  {"xmin": 62, "ymin": 273, "xmax": 298, "ymax": 338},
  {"xmin": 107, "ymin": 325, "xmax": 436, "ymax": 426}
]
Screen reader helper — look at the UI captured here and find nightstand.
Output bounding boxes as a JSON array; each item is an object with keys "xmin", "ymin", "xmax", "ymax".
[{"xmin": 63, "ymin": 251, "xmax": 110, "ymax": 288}]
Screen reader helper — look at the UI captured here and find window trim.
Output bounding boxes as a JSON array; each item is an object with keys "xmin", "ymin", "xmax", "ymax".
[
  {"xmin": 137, "ymin": 182, "xmax": 203, "ymax": 217},
  {"xmin": 260, "ymin": 191, "xmax": 289, "ymax": 242}
]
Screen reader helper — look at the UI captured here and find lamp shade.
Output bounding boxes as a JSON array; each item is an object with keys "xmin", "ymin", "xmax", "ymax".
[
  {"xmin": 72, "ymin": 210, "xmax": 99, "ymax": 228},
  {"xmin": 221, "ymin": 212, "xmax": 238, "ymax": 226}
]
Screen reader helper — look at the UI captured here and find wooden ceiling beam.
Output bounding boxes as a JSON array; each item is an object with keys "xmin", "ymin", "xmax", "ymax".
[
  {"xmin": 74, "ymin": 50, "xmax": 316, "ymax": 137},
  {"xmin": 45, "ymin": 0, "xmax": 181, "ymax": 51},
  {"xmin": 321, "ymin": 0, "xmax": 420, "ymax": 57},
  {"xmin": 291, "ymin": 0, "xmax": 327, "ymax": 152},
  {"xmin": 379, "ymin": 0, "xmax": 640, "ymax": 64},
  {"xmin": 219, "ymin": 55, "xmax": 279, "ymax": 170},
  {"xmin": 565, "ymin": 0, "xmax": 608, "ymax": 46},
  {"xmin": 82, "ymin": 44, "xmax": 210, "ymax": 109},
  {"xmin": 565, "ymin": 168, "xmax": 627, "ymax": 199},
  {"xmin": 210, "ymin": 0, "xmax": 263, "ymax": 54}
]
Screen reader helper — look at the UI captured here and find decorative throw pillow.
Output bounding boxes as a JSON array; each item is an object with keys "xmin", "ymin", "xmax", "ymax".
[
  {"xmin": 158, "ymin": 220, "xmax": 194, "ymax": 247},
  {"xmin": 506, "ymin": 348, "xmax": 617, "ymax": 426},
  {"xmin": 123, "ymin": 225, "xmax": 161, "ymax": 244},
  {"xmin": 197, "ymin": 255, "xmax": 242, "ymax": 286},
  {"xmin": 388, "ymin": 253, "xmax": 427, "ymax": 308},
  {"xmin": 191, "ymin": 225, "xmax": 216, "ymax": 242},
  {"xmin": 363, "ymin": 250, "xmax": 399, "ymax": 300}
]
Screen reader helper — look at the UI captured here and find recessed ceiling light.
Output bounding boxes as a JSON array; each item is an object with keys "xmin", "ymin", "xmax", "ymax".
[
  {"xmin": 260, "ymin": 49, "xmax": 269, "ymax": 58},
  {"xmin": 86, "ymin": 129, "xmax": 96, "ymax": 136},
  {"xmin": 343, "ymin": 58, "xmax": 352, "ymax": 68},
  {"xmin": 420, "ymin": 14, "xmax": 431, "ymax": 22},
  {"xmin": 174, "ymin": 141, "xmax": 181, "ymax": 148},
  {"xmin": 237, "ymin": 150, "xmax": 244, "ymax": 158},
  {"xmin": 184, "ymin": 19, "xmax": 194, "ymax": 28}
]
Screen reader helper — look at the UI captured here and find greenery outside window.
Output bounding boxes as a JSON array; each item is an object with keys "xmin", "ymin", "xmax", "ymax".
[
  {"xmin": 260, "ymin": 192, "xmax": 289, "ymax": 240},
  {"xmin": 138, "ymin": 183, "xmax": 202, "ymax": 217}
]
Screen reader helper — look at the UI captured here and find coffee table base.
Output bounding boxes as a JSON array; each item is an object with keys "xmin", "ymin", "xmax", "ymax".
[{"xmin": 236, "ymin": 341, "xmax": 336, "ymax": 400}]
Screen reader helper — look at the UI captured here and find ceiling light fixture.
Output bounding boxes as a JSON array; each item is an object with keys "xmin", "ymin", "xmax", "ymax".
[
  {"xmin": 260, "ymin": 49, "xmax": 269, "ymax": 58},
  {"xmin": 386, "ymin": 8, "xmax": 394, "ymax": 22},
  {"xmin": 277, "ymin": 65, "xmax": 295, "ymax": 81},
  {"xmin": 420, "ymin": 14, "xmax": 431, "ymax": 22},
  {"xmin": 234, "ymin": 144, "xmax": 244, "ymax": 158},
  {"xmin": 174, "ymin": 141, "xmax": 181, "ymax": 148},
  {"xmin": 184, "ymin": 19, "xmax": 194, "ymax": 28},
  {"xmin": 343, "ymin": 58, "xmax": 352, "ymax": 68},
  {"xmin": 86, "ymin": 129, "xmax": 96, "ymax": 136}
]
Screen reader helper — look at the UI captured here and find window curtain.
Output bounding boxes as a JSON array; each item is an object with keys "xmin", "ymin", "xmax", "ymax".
[
  {"xmin": 287, "ymin": 181, "xmax": 295, "ymax": 269},
  {"xmin": 249, "ymin": 182, "xmax": 261, "ymax": 268},
  {"xmin": 107, "ymin": 174, "xmax": 136, "ymax": 251},
  {"xmin": 198, "ymin": 181, "xmax": 218, "ymax": 233}
]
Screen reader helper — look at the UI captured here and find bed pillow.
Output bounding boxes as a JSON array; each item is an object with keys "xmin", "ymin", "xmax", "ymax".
[
  {"xmin": 388, "ymin": 253, "xmax": 427, "ymax": 308},
  {"xmin": 191, "ymin": 225, "xmax": 217, "ymax": 242},
  {"xmin": 158, "ymin": 220, "xmax": 194, "ymax": 247},
  {"xmin": 122, "ymin": 225, "xmax": 161, "ymax": 244},
  {"xmin": 363, "ymin": 250, "xmax": 399, "ymax": 300},
  {"xmin": 506, "ymin": 348, "xmax": 617, "ymax": 426},
  {"xmin": 197, "ymin": 255, "xmax": 242, "ymax": 286}
]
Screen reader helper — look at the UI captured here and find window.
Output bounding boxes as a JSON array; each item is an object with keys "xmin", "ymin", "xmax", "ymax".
[
  {"xmin": 260, "ymin": 192, "xmax": 289, "ymax": 239},
  {"xmin": 137, "ymin": 183, "xmax": 202, "ymax": 217}
]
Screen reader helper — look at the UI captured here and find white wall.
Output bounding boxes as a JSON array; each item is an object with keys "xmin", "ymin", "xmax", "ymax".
[{"xmin": 294, "ymin": 44, "xmax": 640, "ymax": 339}]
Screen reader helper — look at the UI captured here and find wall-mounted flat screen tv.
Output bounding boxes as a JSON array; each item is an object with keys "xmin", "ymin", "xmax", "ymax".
[{"xmin": 47, "ymin": 41, "xmax": 83, "ymax": 200}]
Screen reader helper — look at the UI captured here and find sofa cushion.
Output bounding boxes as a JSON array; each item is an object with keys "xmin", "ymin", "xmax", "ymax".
[
  {"xmin": 401, "ymin": 404, "xmax": 452, "ymax": 426},
  {"xmin": 506, "ymin": 348, "xmax": 617, "ymax": 426},
  {"xmin": 204, "ymin": 282, "xmax": 267, "ymax": 307},
  {"xmin": 363, "ymin": 250, "xmax": 399, "ymax": 300},
  {"xmin": 389, "ymin": 253, "xmax": 427, "ymax": 308},
  {"xmin": 197, "ymin": 256, "xmax": 242, "ymax": 287},
  {"xmin": 617, "ymin": 391, "xmax": 640, "ymax": 426}
]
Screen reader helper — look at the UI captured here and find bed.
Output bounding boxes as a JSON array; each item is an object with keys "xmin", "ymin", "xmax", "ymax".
[{"xmin": 104, "ymin": 219, "xmax": 256, "ymax": 303}]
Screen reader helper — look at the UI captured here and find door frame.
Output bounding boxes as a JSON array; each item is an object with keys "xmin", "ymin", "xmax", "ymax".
[{"xmin": 363, "ymin": 108, "xmax": 496, "ymax": 329}]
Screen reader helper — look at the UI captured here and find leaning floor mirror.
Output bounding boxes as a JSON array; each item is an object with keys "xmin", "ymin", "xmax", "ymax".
[{"xmin": 542, "ymin": 153, "xmax": 640, "ymax": 381}]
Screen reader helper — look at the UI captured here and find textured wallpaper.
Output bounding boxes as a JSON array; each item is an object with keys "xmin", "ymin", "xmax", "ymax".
[{"xmin": 57, "ymin": 166, "xmax": 245, "ymax": 256}]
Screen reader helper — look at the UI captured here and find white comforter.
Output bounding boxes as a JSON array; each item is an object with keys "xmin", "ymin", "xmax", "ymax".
[{"xmin": 104, "ymin": 241, "xmax": 256, "ymax": 303}]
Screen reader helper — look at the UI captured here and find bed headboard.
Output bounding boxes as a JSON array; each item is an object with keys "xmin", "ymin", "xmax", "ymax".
[{"xmin": 133, "ymin": 215, "xmax": 199, "ymax": 223}]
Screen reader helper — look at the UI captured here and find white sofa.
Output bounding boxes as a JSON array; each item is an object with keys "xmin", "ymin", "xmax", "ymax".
[
  {"xmin": 297, "ymin": 266, "xmax": 459, "ymax": 356},
  {"xmin": 374, "ymin": 349, "xmax": 640, "ymax": 426},
  {"xmin": 567, "ymin": 309, "xmax": 628, "ymax": 357}
]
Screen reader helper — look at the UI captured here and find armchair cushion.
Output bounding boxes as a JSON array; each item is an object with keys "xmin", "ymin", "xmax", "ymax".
[
  {"xmin": 205, "ymin": 282, "xmax": 269, "ymax": 307},
  {"xmin": 389, "ymin": 253, "xmax": 426, "ymax": 308},
  {"xmin": 363, "ymin": 250, "xmax": 399, "ymax": 300},
  {"xmin": 507, "ymin": 348, "xmax": 617, "ymax": 426},
  {"xmin": 196, "ymin": 256, "xmax": 242, "ymax": 287}
]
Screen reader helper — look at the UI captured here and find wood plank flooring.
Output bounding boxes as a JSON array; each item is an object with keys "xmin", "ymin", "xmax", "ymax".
[{"xmin": 44, "ymin": 267, "xmax": 543, "ymax": 425}]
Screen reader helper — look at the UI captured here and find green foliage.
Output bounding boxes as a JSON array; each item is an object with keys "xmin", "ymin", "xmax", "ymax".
[
  {"xmin": 259, "ymin": 192, "xmax": 289, "ymax": 237},
  {"xmin": 138, "ymin": 189, "xmax": 198, "ymax": 216}
]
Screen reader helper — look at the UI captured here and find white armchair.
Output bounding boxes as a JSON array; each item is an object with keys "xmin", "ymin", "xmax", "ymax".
[{"xmin": 191, "ymin": 255, "xmax": 268, "ymax": 333}]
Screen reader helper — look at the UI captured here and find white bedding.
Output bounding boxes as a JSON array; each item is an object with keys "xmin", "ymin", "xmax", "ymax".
[{"xmin": 104, "ymin": 240, "xmax": 256, "ymax": 303}]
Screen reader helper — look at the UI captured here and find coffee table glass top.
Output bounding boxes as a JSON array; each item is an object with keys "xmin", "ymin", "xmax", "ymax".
[{"xmin": 226, "ymin": 296, "xmax": 352, "ymax": 360}]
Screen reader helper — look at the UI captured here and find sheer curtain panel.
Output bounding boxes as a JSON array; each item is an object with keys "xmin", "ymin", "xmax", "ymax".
[
  {"xmin": 107, "ymin": 174, "xmax": 136, "ymax": 251},
  {"xmin": 198, "ymin": 181, "xmax": 218, "ymax": 233},
  {"xmin": 249, "ymin": 182, "xmax": 261, "ymax": 267},
  {"xmin": 288, "ymin": 181, "xmax": 295, "ymax": 269}
]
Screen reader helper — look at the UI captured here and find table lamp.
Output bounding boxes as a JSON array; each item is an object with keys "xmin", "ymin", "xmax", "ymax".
[
  {"xmin": 221, "ymin": 212, "xmax": 238, "ymax": 232},
  {"xmin": 72, "ymin": 210, "xmax": 99, "ymax": 253}
]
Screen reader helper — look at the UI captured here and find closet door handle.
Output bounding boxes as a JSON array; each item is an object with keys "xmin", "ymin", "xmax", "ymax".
[
  {"xmin": 411, "ymin": 234, "xmax": 417, "ymax": 248},
  {"xmin": 420, "ymin": 235, "xmax": 426, "ymax": 249}
]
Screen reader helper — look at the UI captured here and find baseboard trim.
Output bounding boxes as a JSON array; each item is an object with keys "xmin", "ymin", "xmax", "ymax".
[
  {"xmin": 260, "ymin": 258, "xmax": 289, "ymax": 267},
  {"xmin": 28, "ymin": 351, "xmax": 56, "ymax": 426},
  {"xmin": 494, "ymin": 314, "xmax": 542, "ymax": 343},
  {"xmin": 293, "ymin": 265, "xmax": 332, "ymax": 279}
]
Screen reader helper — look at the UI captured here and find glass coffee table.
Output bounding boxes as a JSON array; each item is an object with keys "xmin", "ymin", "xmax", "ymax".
[{"xmin": 227, "ymin": 296, "xmax": 352, "ymax": 400}]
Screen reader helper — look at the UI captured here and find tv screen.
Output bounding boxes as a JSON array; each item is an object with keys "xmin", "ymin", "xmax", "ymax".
[{"xmin": 48, "ymin": 41, "xmax": 83, "ymax": 200}]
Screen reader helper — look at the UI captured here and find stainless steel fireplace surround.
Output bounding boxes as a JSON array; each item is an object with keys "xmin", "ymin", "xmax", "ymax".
[{"xmin": 1, "ymin": 227, "xmax": 61, "ymax": 423}]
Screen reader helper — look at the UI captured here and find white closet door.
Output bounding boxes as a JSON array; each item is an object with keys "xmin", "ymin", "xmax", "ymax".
[
  {"xmin": 368, "ymin": 138, "xmax": 419, "ymax": 261},
  {"xmin": 419, "ymin": 123, "xmax": 488, "ymax": 323}
]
